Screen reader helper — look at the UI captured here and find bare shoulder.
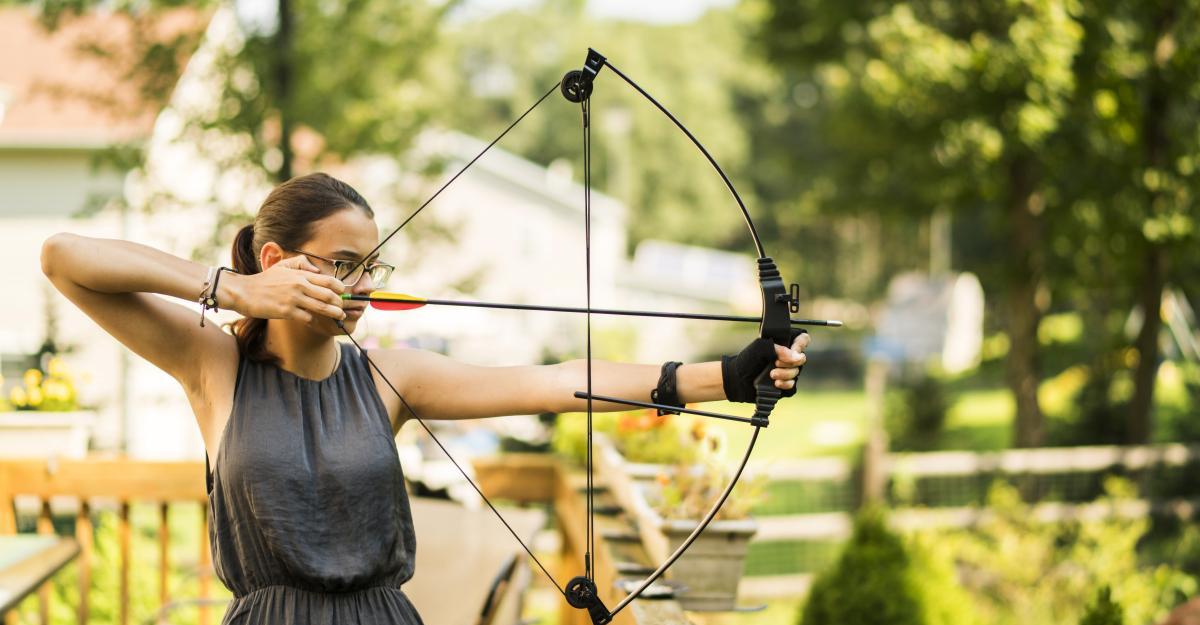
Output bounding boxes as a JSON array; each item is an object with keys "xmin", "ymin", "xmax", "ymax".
[{"xmin": 358, "ymin": 346, "xmax": 450, "ymax": 433}]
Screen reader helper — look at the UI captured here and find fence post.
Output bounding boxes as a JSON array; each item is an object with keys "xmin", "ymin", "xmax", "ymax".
[{"xmin": 861, "ymin": 358, "xmax": 890, "ymax": 505}]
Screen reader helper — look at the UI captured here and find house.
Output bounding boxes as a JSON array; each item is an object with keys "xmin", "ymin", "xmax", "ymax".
[{"xmin": 0, "ymin": 6, "xmax": 204, "ymax": 454}]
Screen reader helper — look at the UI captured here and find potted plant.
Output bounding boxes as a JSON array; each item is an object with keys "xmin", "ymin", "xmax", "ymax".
[
  {"xmin": 600, "ymin": 417, "xmax": 763, "ymax": 611},
  {"xmin": 0, "ymin": 357, "xmax": 95, "ymax": 459},
  {"xmin": 633, "ymin": 443, "xmax": 764, "ymax": 611},
  {"xmin": 594, "ymin": 410, "xmax": 698, "ymax": 514},
  {"xmin": 557, "ymin": 411, "xmax": 764, "ymax": 609}
]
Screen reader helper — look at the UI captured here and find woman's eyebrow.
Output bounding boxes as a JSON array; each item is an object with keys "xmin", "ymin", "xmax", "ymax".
[{"xmin": 331, "ymin": 249, "xmax": 379, "ymax": 262}]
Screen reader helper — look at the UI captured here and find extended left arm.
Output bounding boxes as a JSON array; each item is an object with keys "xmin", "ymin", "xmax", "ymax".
[{"xmin": 379, "ymin": 333, "xmax": 809, "ymax": 422}]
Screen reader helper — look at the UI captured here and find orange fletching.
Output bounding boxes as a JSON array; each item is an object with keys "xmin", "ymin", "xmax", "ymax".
[{"xmin": 368, "ymin": 291, "xmax": 426, "ymax": 311}]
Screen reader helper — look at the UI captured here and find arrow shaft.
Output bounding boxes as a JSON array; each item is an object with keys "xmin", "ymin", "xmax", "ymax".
[{"xmin": 344, "ymin": 294, "xmax": 841, "ymax": 327}]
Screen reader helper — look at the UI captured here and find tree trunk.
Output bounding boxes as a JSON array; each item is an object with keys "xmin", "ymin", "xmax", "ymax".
[
  {"xmin": 1005, "ymin": 156, "xmax": 1045, "ymax": 448},
  {"xmin": 1128, "ymin": 9, "xmax": 1173, "ymax": 444},
  {"xmin": 1129, "ymin": 245, "xmax": 1167, "ymax": 443},
  {"xmin": 275, "ymin": 0, "xmax": 293, "ymax": 182}
]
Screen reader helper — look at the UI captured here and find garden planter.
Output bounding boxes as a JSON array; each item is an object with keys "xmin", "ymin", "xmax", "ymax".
[
  {"xmin": 596, "ymin": 434, "xmax": 758, "ymax": 611},
  {"xmin": 628, "ymin": 480, "xmax": 757, "ymax": 611},
  {"xmin": 0, "ymin": 411, "xmax": 95, "ymax": 459}
]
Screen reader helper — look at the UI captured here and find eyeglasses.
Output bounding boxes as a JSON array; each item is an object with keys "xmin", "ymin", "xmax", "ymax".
[{"xmin": 285, "ymin": 248, "xmax": 394, "ymax": 286}]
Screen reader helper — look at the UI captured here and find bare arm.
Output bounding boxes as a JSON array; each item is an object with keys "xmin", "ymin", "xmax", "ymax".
[
  {"xmin": 40, "ymin": 234, "xmax": 237, "ymax": 393},
  {"xmin": 39, "ymin": 233, "xmax": 348, "ymax": 454},
  {"xmin": 373, "ymin": 334, "xmax": 808, "ymax": 423}
]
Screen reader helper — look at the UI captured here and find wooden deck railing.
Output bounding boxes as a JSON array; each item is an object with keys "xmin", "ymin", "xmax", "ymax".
[
  {"xmin": 1, "ymin": 455, "xmax": 693, "ymax": 625},
  {"xmin": 473, "ymin": 454, "xmax": 697, "ymax": 625},
  {"xmin": 0, "ymin": 458, "xmax": 213, "ymax": 625}
]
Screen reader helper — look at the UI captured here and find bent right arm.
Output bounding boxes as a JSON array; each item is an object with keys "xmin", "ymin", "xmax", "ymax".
[
  {"xmin": 39, "ymin": 233, "xmax": 238, "ymax": 398},
  {"xmin": 41, "ymin": 233, "xmax": 349, "ymax": 452}
]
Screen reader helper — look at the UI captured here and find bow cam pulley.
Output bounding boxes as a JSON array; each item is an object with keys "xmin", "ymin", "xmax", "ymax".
[
  {"xmin": 561, "ymin": 48, "xmax": 607, "ymax": 103},
  {"xmin": 566, "ymin": 576, "xmax": 612, "ymax": 624}
]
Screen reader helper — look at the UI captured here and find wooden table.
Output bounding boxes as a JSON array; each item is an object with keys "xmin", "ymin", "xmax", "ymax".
[{"xmin": 0, "ymin": 535, "xmax": 79, "ymax": 614}]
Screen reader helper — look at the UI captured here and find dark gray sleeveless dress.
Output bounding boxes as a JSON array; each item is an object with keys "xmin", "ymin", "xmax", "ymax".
[{"xmin": 205, "ymin": 342, "xmax": 423, "ymax": 624}]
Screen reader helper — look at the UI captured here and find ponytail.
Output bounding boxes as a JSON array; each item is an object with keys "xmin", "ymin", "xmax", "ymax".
[{"xmin": 228, "ymin": 224, "xmax": 275, "ymax": 364}]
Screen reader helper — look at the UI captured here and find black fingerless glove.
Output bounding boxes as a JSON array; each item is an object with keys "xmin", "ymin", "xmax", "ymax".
[{"xmin": 721, "ymin": 329, "xmax": 807, "ymax": 403}]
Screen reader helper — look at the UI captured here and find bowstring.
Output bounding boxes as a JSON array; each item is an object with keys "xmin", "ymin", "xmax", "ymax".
[
  {"xmin": 334, "ymin": 80, "xmax": 569, "ymax": 598},
  {"xmin": 340, "ymin": 329, "xmax": 566, "ymax": 597},
  {"xmin": 340, "ymin": 82, "xmax": 561, "ymax": 282},
  {"xmin": 581, "ymin": 95, "xmax": 595, "ymax": 582}
]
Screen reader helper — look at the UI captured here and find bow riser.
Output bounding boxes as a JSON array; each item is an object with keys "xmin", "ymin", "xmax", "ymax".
[{"xmin": 752, "ymin": 257, "xmax": 799, "ymax": 426}]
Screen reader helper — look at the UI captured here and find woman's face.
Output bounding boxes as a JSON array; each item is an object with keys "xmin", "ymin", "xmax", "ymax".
[{"xmin": 296, "ymin": 206, "xmax": 383, "ymax": 335}]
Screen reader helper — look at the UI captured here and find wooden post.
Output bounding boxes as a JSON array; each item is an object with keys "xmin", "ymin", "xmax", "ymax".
[
  {"xmin": 861, "ymin": 358, "xmax": 891, "ymax": 506},
  {"xmin": 159, "ymin": 503, "xmax": 170, "ymax": 608},
  {"xmin": 0, "ymin": 468, "xmax": 14, "ymax": 625},
  {"xmin": 199, "ymin": 502, "xmax": 212, "ymax": 625},
  {"xmin": 76, "ymin": 500, "xmax": 92, "ymax": 625},
  {"xmin": 119, "ymin": 502, "xmax": 130, "ymax": 625},
  {"xmin": 37, "ymin": 500, "xmax": 53, "ymax": 625},
  {"xmin": 0, "ymin": 466, "xmax": 14, "ymax": 534}
]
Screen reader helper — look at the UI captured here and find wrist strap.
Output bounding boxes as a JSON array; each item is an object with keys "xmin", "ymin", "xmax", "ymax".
[
  {"xmin": 199, "ymin": 266, "xmax": 236, "ymax": 327},
  {"xmin": 650, "ymin": 361, "xmax": 684, "ymax": 416}
]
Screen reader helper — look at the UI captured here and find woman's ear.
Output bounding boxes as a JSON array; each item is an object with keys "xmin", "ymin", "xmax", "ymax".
[{"xmin": 260, "ymin": 242, "xmax": 285, "ymax": 272}]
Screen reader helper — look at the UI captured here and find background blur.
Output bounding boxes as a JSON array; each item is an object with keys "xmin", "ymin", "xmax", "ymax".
[{"xmin": 1, "ymin": 0, "xmax": 1198, "ymax": 624}]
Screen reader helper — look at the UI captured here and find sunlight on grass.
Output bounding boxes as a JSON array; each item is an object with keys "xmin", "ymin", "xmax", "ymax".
[{"xmin": 702, "ymin": 391, "xmax": 869, "ymax": 463}]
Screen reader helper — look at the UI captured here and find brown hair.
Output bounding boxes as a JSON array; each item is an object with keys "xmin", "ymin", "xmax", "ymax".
[{"xmin": 230, "ymin": 172, "xmax": 374, "ymax": 363}]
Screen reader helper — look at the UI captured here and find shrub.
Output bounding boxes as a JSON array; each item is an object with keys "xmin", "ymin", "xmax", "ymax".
[
  {"xmin": 1080, "ymin": 586, "xmax": 1124, "ymax": 625},
  {"xmin": 885, "ymin": 370, "xmax": 953, "ymax": 451},
  {"xmin": 798, "ymin": 507, "xmax": 975, "ymax": 625},
  {"xmin": 938, "ymin": 479, "xmax": 1194, "ymax": 625}
]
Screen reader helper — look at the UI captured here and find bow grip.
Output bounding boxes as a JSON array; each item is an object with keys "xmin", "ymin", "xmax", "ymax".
[{"xmin": 751, "ymin": 257, "xmax": 798, "ymax": 427}]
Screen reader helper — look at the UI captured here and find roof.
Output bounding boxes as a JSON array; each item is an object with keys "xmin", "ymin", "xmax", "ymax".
[
  {"xmin": 415, "ymin": 130, "xmax": 627, "ymax": 220},
  {"xmin": 0, "ymin": 7, "xmax": 206, "ymax": 149}
]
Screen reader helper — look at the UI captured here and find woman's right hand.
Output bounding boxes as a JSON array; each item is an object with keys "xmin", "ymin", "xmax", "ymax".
[{"xmin": 224, "ymin": 255, "xmax": 347, "ymax": 323}]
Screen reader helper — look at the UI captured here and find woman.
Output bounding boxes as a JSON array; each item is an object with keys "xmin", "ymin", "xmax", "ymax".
[{"xmin": 40, "ymin": 172, "xmax": 809, "ymax": 624}]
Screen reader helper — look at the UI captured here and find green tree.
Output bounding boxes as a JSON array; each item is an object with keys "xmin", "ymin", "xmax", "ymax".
[
  {"xmin": 1053, "ymin": 0, "xmax": 1200, "ymax": 443},
  {"xmin": 31, "ymin": 0, "xmax": 451, "ymax": 250},
  {"xmin": 759, "ymin": 0, "xmax": 1085, "ymax": 447}
]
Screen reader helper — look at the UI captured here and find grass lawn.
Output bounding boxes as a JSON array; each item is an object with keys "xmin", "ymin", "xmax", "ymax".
[{"xmin": 700, "ymin": 387, "xmax": 1015, "ymax": 464}]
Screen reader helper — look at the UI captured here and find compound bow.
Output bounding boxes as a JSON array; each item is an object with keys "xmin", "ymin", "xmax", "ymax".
[{"xmin": 335, "ymin": 48, "xmax": 841, "ymax": 624}]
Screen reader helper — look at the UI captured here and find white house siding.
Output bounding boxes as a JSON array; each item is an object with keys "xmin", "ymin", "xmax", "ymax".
[
  {"xmin": 343, "ymin": 132, "xmax": 628, "ymax": 369},
  {"xmin": 0, "ymin": 214, "xmax": 128, "ymax": 445}
]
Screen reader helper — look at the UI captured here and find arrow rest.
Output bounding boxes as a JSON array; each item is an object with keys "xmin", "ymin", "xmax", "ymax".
[{"xmin": 566, "ymin": 576, "xmax": 612, "ymax": 624}]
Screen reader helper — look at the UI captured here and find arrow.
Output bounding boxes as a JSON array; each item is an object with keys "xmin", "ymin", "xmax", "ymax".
[{"xmin": 342, "ymin": 291, "xmax": 843, "ymax": 328}]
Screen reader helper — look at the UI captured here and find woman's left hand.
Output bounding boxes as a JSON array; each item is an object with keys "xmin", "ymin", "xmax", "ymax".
[{"xmin": 769, "ymin": 331, "xmax": 810, "ymax": 390}]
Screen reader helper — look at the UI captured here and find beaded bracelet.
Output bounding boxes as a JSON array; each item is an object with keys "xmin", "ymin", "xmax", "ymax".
[{"xmin": 199, "ymin": 267, "xmax": 236, "ymax": 327}]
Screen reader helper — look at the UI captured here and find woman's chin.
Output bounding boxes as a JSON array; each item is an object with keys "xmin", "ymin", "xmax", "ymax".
[
  {"xmin": 305, "ymin": 315, "xmax": 359, "ymax": 335},
  {"xmin": 333, "ymin": 316, "xmax": 360, "ymax": 333}
]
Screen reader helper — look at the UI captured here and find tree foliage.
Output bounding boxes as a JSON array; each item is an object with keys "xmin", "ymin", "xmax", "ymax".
[
  {"xmin": 441, "ymin": 3, "xmax": 775, "ymax": 252},
  {"xmin": 758, "ymin": 0, "xmax": 1200, "ymax": 446}
]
